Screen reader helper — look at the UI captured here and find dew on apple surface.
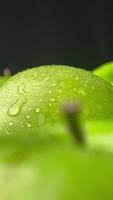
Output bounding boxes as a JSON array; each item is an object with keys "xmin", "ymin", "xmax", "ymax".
[
  {"xmin": 58, "ymin": 90, "xmax": 62, "ymax": 94},
  {"xmin": 7, "ymin": 99, "xmax": 25, "ymax": 116},
  {"xmin": 18, "ymin": 85, "xmax": 26, "ymax": 96},
  {"xmin": 26, "ymin": 122, "xmax": 32, "ymax": 128},
  {"xmin": 51, "ymin": 98, "xmax": 55, "ymax": 102},
  {"xmin": 26, "ymin": 115, "xmax": 31, "ymax": 119},
  {"xmin": 32, "ymin": 83, "xmax": 40, "ymax": 87},
  {"xmin": 74, "ymin": 88, "xmax": 77, "ymax": 92},
  {"xmin": 49, "ymin": 91, "xmax": 52, "ymax": 94},
  {"xmin": 8, "ymin": 122, "xmax": 13, "ymax": 127},
  {"xmin": 78, "ymin": 88, "xmax": 86, "ymax": 96},
  {"xmin": 75, "ymin": 77, "xmax": 79, "ymax": 80},
  {"xmin": 51, "ymin": 83, "xmax": 57, "ymax": 87},
  {"xmin": 36, "ymin": 108, "xmax": 40, "ymax": 113}
]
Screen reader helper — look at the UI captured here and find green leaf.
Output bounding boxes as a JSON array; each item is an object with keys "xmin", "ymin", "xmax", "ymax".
[{"xmin": 93, "ymin": 61, "xmax": 113, "ymax": 85}]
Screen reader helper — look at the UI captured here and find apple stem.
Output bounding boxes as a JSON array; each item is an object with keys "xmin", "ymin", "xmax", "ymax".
[
  {"xmin": 3, "ymin": 68, "xmax": 12, "ymax": 76},
  {"xmin": 62, "ymin": 101, "xmax": 85, "ymax": 146}
]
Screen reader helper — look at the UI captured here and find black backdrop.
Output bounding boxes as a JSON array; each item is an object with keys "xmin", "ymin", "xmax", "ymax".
[{"xmin": 0, "ymin": 0, "xmax": 113, "ymax": 74}]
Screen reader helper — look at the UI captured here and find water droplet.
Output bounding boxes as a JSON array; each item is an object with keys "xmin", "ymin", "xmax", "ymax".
[
  {"xmin": 75, "ymin": 77, "xmax": 79, "ymax": 80},
  {"xmin": 29, "ymin": 107, "xmax": 32, "ymax": 111},
  {"xmin": 26, "ymin": 115, "xmax": 30, "ymax": 119},
  {"xmin": 51, "ymin": 83, "xmax": 56, "ymax": 87},
  {"xmin": 26, "ymin": 123, "xmax": 32, "ymax": 128},
  {"xmin": 33, "ymin": 74, "xmax": 38, "ymax": 77},
  {"xmin": 32, "ymin": 83, "xmax": 40, "ymax": 87},
  {"xmin": 58, "ymin": 90, "xmax": 62, "ymax": 94},
  {"xmin": 20, "ymin": 121, "xmax": 23, "ymax": 127},
  {"xmin": 78, "ymin": 89, "xmax": 86, "ymax": 96},
  {"xmin": 49, "ymin": 103, "xmax": 52, "ymax": 106},
  {"xmin": 36, "ymin": 108, "xmax": 40, "ymax": 113},
  {"xmin": 74, "ymin": 88, "xmax": 77, "ymax": 92},
  {"xmin": 51, "ymin": 98, "xmax": 55, "ymax": 102},
  {"xmin": 18, "ymin": 85, "xmax": 26, "ymax": 95},
  {"xmin": 0, "ymin": 106, "xmax": 2, "ymax": 110},
  {"xmin": 7, "ymin": 99, "xmax": 25, "ymax": 116},
  {"xmin": 49, "ymin": 90, "xmax": 52, "ymax": 94},
  {"xmin": 9, "ymin": 122, "xmax": 13, "ymax": 126}
]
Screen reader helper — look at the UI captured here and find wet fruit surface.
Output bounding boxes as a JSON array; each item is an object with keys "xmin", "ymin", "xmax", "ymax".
[{"xmin": 0, "ymin": 65, "xmax": 113, "ymax": 136}]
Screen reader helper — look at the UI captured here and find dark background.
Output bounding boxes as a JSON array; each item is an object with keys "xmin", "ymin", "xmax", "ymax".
[{"xmin": 0, "ymin": 0, "xmax": 113, "ymax": 74}]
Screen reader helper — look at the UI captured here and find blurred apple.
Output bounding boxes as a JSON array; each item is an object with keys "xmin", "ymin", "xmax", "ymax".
[
  {"xmin": 93, "ymin": 61, "xmax": 113, "ymax": 85},
  {"xmin": 0, "ymin": 136, "xmax": 113, "ymax": 200}
]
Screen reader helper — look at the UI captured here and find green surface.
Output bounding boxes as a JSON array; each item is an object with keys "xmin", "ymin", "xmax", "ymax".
[
  {"xmin": 0, "ymin": 65, "xmax": 113, "ymax": 137},
  {"xmin": 0, "ymin": 76, "xmax": 10, "ymax": 87},
  {"xmin": 94, "ymin": 61, "xmax": 113, "ymax": 85},
  {"xmin": 0, "ymin": 137, "xmax": 113, "ymax": 200}
]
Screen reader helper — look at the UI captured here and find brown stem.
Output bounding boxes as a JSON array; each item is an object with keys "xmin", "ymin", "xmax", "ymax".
[{"xmin": 62, "ymin": 101, "xmax": 85, "ymax": 146}]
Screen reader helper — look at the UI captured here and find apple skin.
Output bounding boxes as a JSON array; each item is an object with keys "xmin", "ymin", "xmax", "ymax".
[
  {"xmin": 93, "ymin": 61, "xmax": 113, "ymax": 86},
  {"xmin": 0, "ymin": 65, "xmax": 113, "ymax": 136},
  {"xmin": 0, "ymin": 76, "xmax": 10, "ymax": 87},
  {"xmin": 0, "ymin": 137, "xmax": 113, "ymax": 200}
]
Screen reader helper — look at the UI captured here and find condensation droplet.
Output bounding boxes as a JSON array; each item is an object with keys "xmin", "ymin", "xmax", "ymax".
[
  {"xmin": 7, "ymin": 99, "xmax": 25, "ymax": 116},
  {"xmin": 9, "ymin": 122, "xmax": 13, "ymax": 126},
  {"xmin": 36, "ymin": 108, "xmax": 40, "ymax": 113},
  {"xmin": 49, "ymin": 90, "xmax": 52, "ymax": 94},
  {"xmin": 18, "ymin": 85, "xmax": 26, "ymax": 95},
  {"xmin": 26, "ymin": 123, "xmax": 32, "ymax": 128},
  {"xmin": 29, "ymin": 107, "xmax": 32, "ymax": 111},
  {"xmin": 32, "ymin": 83, "xmax": 40, "ymax": 87},
  {"xmin": 51, "ymin": 83, "xmax": 56, "ymax": 87},
  {"xmin": 20, "ymin": 121, "xmax": 23, "ymax": 127},
  {"xmin": 74, "ymin": 88, "xmax": 77, "ymax": 92},
  {"xmin": 75, "ymin": 77, "xmax": 79, "ymax": 80},
  {"xmin": 49, "ymin": 103, "xmax": 52, "ymax": 106},
  {"xmin": 26, "ymin": 115, "xmax": 30, "ymax": 119},
  {"xmin": 78, "ymin": 89, "xmax": 86, "ymax": 96},
  {"xmin": 51, "ymin": 98, "xmax": 55, "ymax": 102},
  {"xmin": 58, "ymin": 90, "xmax": 62, "ymax": 94}
]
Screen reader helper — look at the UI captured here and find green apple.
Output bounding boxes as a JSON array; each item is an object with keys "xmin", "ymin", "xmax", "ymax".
[
  {"xmin": 0, "ymin": 136, "xmax": 113, "ymax": 200},
  {"xmin": 0, "ymin": 76, "xmax": 10, "ymax": 87},
  {"xmin": 0, "ymin": 65, "xmax": 113, "ymax": 137},
  {"xmin": 0, "ymin": 103, "xmax": 113, "ymax": 199},
  {"xmin": 93, "ymin": 61, "xmax": 113, "ymax": 85}
]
